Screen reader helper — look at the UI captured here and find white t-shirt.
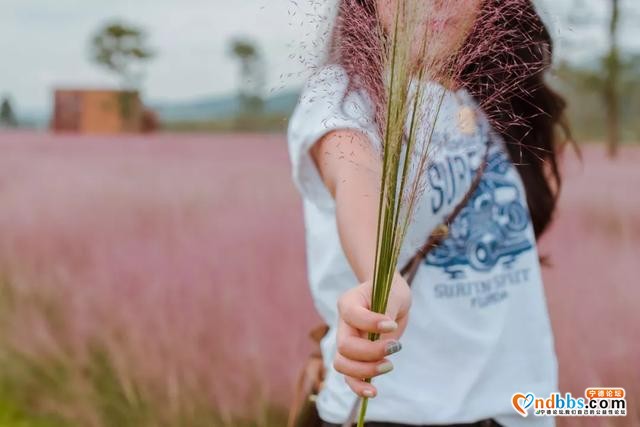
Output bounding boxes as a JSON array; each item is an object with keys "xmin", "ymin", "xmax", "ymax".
[{"xmin": 286, "ymin": 64, "xmax": 558, "ymax": 427}]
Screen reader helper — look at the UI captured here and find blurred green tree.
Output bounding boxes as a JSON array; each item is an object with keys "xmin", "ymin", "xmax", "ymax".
[
  {"xmin": 559, "ymin": 0, "xmax": 640, "ymax": 151},
  {"xmin": 0, "ymin": 96, "xmax": 17, "ymax": 128},
  {"xmin": 555, "ymin": 58, "xmax": 640, "ymax": 143},
  {"xmin": 90, "ymin": 21, "xmax": 154, "ymax": 89},
  {"xmin": 228, "ymin": 37, "xmax": 265, "ymax": 116}
]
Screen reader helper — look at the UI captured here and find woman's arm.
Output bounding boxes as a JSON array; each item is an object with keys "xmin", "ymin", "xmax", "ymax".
[
  {"xmin": 311, "ymin": 129, "xmax": 382, "ymax": 282},
  {"xmin": 310, "ymin": 129, "xmax": 412, "ymax": 398}
]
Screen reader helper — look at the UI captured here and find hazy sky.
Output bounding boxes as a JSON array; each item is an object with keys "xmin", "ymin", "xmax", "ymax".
[{"xmin": 0, "ymin": 0, "xmax": 637, "ymax": 114}]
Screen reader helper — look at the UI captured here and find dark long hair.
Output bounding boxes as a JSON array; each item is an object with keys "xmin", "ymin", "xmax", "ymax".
[{"xmin": 327, "ymin": 0, "xmax": 572, "ymax": 239}]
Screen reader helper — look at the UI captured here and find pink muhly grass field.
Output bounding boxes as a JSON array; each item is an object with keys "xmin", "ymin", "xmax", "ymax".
[
  {"xmin": 0, "ymin": 132, "xmax": 318, "ymax": 425},
  {"xmin": 0, "ymin": 131, "xmax": 637, "ymax": 426},
  {"xmin": 538, "ymin": 145, "xmax": 640, "ymax": 426}
]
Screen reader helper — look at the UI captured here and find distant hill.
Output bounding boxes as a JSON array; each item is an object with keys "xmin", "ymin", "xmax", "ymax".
[
  {"xmin": 10, "ymin": 90, "xmax": 302, "ymax": 130},
  {"xmin": 151, "ymin": 90, "xmax": 301, "ymax": 123}
]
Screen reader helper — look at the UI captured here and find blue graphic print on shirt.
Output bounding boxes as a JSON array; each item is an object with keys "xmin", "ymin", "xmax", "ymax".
[{"xmin": 425, "ymin": 145, "xmax": 533, "ymax": 279}]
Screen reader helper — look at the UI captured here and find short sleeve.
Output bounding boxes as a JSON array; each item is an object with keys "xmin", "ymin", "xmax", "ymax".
[{"xmin": 286, "ymin": 64, "xmax": 381, "ymax": 212}]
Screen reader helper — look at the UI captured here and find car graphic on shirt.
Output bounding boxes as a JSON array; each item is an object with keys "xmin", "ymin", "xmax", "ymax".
[{"xmin": 425, "ymin": 148, "xmax": 533, "ymax": 278}]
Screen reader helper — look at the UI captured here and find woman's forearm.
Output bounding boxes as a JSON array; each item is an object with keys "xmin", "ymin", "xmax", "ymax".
[
  {"xmin": 335, "ymin": 178, "xmax": 406, "ymax": 292},
  {"xmin": 334, "ymin": 161, "xmax": 384, "ymax": 283},
  {"xmin": 311, "ymin": 130, "xmax": 391, "ymax": 283}
]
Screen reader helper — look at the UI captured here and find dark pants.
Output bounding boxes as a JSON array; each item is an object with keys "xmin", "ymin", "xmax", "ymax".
[{"xmin": 321, "ymin": 419, "xmax": 502, "ymax": 427}]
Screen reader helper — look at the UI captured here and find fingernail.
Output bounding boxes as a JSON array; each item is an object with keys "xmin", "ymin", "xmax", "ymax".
[
  {"xmin": 378, "ymin": 320, "xmax": 398, "ymax": 333},
  {"xmin": 385, "ymin": 340, "xmax": 402, "ymax": 355},
  {"xmin": 377, "ymin": 361, "xmax": 394, "ymax": 374},
  {"xmin": 362, "ymin": 389, "xmax": 375, "ymax": 398}
]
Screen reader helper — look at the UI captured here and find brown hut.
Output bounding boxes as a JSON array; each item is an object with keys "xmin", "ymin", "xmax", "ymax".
[{"xmin": 51, "ymin": 89, "xmax": 156, "ymax": 134}]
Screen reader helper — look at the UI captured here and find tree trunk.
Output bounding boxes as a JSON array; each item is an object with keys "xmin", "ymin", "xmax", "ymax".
[{"xmin": 604, "ymin": 0, "xmax": 621, "ymax": 158}]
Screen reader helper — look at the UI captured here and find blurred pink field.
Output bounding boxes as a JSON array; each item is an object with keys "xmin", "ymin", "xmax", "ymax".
[{"xmin": 0, "ymin": 131, "xmax": 637, "ymax": 425}]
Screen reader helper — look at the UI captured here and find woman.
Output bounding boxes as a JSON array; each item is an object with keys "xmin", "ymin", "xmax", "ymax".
[{"xmin": 286, "ymin": 0, "xmax": 570, "ymax": 426}]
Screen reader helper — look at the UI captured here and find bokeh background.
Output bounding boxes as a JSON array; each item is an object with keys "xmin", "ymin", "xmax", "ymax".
[{"xmin": 0, "ymin": 1, "xmax": 638, "ymax": 426}]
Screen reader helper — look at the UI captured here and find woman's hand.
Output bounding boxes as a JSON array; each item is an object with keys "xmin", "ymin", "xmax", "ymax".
[
  {"xmin": 310, "ymin": 130, "xmax": 412, "ymax": 397},
  {"xmin": 333, "ymin": 272, "xmax": 412, "ymax": 398}
]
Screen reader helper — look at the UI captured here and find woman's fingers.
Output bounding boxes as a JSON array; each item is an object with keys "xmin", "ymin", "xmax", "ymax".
[
  {"xmin": 337, "ymin": 291, "xmax": 398, "ymax": 334},
  {"xmin": 333, "ymin": 280, "xmax": 408, "ymax": 398},
  {"xmin": 337, "ymin": 325, "xmax": 402, "ymax": 362},
  {"xmin": 333, "ymin": 351, "xmax": 394, "ymax": 380},
  {"xmin": 345, "ymin": 375, "xmax": 377, "ymax": 398}
]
